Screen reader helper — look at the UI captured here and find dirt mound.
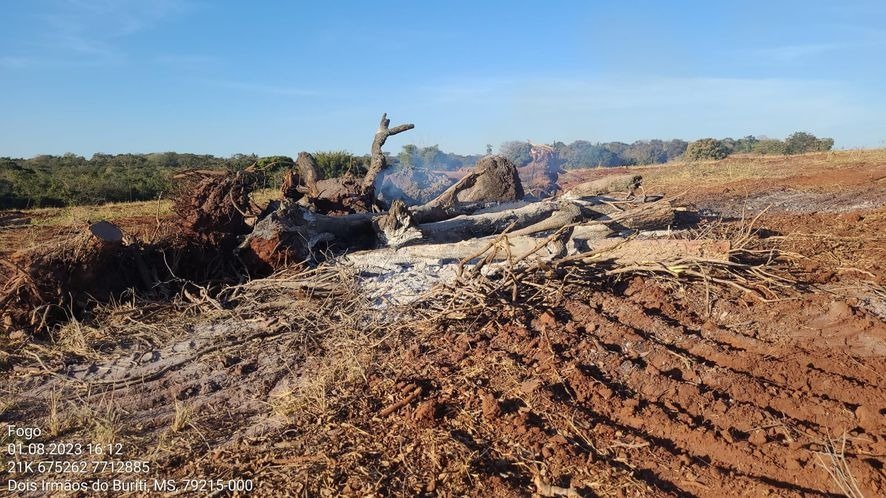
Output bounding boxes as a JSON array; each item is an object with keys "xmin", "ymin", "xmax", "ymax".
[
  {"xmin": 0, "ymin": 221, "xmax": 139, "ymax": 334},
  {"xmin": 377, "ymin": 168, "xmax": 455, "ymax": 205}
]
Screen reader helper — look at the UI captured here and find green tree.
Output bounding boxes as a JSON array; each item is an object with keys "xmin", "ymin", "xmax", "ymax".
[
  {"xmin": 419, "ymin": 145, "xmax": 443, "ymax": 169},
  {"xmin": 397, "ymin": 144, "xmax": 421, "ymax": 171},
  {"xmin": 314, "ymin": 151, "xmax": 367, "ymax": 179},
  {"xmin": 684, "ymin": 138, "xmax": 729, "ymax": 161},
  {"xmin": 752, "ymin": 139, "xmax": 787, "ymax": 155},
  {"xmin": 784, "ymin": 131, "xmax": 834, "ymax": 154},
  {"xmin": 732, "ymin": 136, "xmax": 759, "ymax": 153}
]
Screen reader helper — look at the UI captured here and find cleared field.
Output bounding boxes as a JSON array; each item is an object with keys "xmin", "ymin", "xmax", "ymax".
[{"xmin": 1, "ymin": 150, "xmax": 884, "ymax": 496}]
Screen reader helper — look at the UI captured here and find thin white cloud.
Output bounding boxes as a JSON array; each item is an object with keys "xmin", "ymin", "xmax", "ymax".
[
  {"xmin": 153, "ymin": 54, "xmax": 223, "ymax": 69},
  {"xmin": 209, "ymin": 80, "xmax": 320, "ymax": 97},
  {"xmin": 754, "ymin": 42, "xmax": 847, "ymax": 62},
  {"xmin": 3, "ymin": 0, "xmax": 193, "ymax": 67}
]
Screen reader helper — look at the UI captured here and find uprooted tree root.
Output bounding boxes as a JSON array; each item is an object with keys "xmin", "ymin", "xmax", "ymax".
[
  {"xmin": 172, "ymin": 169, "xmax": 260, "ymax": 246},
  {"xmin": 1, "ymin": 171, "xmax": 265, "ymax": 337}
]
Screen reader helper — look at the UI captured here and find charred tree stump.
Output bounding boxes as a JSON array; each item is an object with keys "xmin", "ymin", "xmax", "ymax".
[{"xmin": 292, "ymin": 151, "xmax": 377, "ymax": 215}]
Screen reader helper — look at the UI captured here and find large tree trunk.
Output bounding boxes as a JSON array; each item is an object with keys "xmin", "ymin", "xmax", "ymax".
[
  {"xmin": 346, "ymin": 234, "xmax": 729, "ymax": 268},
  {"xmin": 411, "ymin": 155, "xmax": 525, "ymax": 224},
  {"xmin": 562, "ymin": 174, "xmax": 642, "ymax": 199},
  {"xmin": 362, "ymin": 113, "xmax": 415, "ymax": 194}
]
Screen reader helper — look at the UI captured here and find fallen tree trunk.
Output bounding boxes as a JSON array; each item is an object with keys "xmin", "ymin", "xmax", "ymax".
[
  {"xmin": 346, "ymin": 234, "xmax": 730, "ymax": 267},
  {"xmin": 415, "ymin": 201, "xmax": 560, "ymax": 244},
  {"xmin": 239, "ymin": 202, "xmax": 378, "ymax": 273},
  {"xmin": 241, "ymin": 194, "xmax": 679, "ymax": 273},
  {"xmin": 562, "ymin": 174, "xmax": 642, "ymax": 199}
]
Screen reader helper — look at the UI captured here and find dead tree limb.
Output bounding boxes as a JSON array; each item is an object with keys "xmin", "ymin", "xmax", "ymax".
[
  {"xmin": 346, "ymin": 235, "xmax": 729, "ymax": 268},
  {"xmin": 362, "ymin": 113, "xmax": 414, "ymax": 193}
]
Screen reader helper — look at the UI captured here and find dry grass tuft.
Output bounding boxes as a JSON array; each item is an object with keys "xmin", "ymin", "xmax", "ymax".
[
  {"xmin": 814, "ymin": 434, "xmax": 865, "ymax": 498},
  {"xmin": 260, "ymin": 265, "xmax": 392, "ymax": 422},
  {"xmin": 91, "ymin": 407, "xmax": 122, "ymax": 446},
  {"xmin": 46, "ymin": 388, "xmax": 65, "ymax": 436},
  {"xmin": 170, "ymin": 399, "xmax": 193, "ymax": 433}
]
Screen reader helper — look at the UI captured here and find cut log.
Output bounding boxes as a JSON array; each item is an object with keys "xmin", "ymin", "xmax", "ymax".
[
  {"xmin": 562, "ymin": 174, "xmax": 642, "ymax": 199},
  {"xmin": 362, "ymin": 113, "xmax": 415, "ymax": 193},
  {"xmin": 604, "ymin": 198, "xmax": 675, "ymax": 231}
]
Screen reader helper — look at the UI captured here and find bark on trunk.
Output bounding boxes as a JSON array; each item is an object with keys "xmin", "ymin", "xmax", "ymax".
[
  {"xmin": 562, "ymin": 174, "xmax": 642, "ymax": 199},
  {"xmin": 295, "ymin": 151, "xmax": 320, "ymax": 198},
  {"xmin": 346, "ymin": 235, "xmax": 729, "ymax": 267}
]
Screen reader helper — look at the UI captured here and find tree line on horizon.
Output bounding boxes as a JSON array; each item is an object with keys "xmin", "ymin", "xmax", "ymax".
[
  {"xmin": 498, "ymin": 131, "xmax": 834, "ymax": 168},
  {"xmin": 0, "ymin": 131, "xmax": 833, "ymax": 209}
]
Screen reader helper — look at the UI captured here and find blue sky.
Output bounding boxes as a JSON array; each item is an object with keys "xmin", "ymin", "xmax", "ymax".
[{"xmin": 1, "ymin": 0, "xmax": 884, "ymax": 157}]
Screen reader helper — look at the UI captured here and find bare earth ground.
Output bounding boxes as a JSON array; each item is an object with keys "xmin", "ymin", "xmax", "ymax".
[{"xmin": 1, "ymin": 150, "xmax": 885, "ymax": 497}]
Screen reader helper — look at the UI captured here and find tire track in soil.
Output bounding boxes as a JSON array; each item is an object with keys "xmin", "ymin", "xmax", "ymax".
[
  {"xmin": 544, "ymin": 294, "xmax": 883, "ymax": 496},
  {"xmin": 436, "ymin": 286, "xmax": 884, "ymax": 496},
  {"xmin": 618, "ymin": 285, "xmax": 885, "ymax": 389},
  {"xmin": 593, "ymin": 292, "xmax": 885, "ymax": 413}
]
